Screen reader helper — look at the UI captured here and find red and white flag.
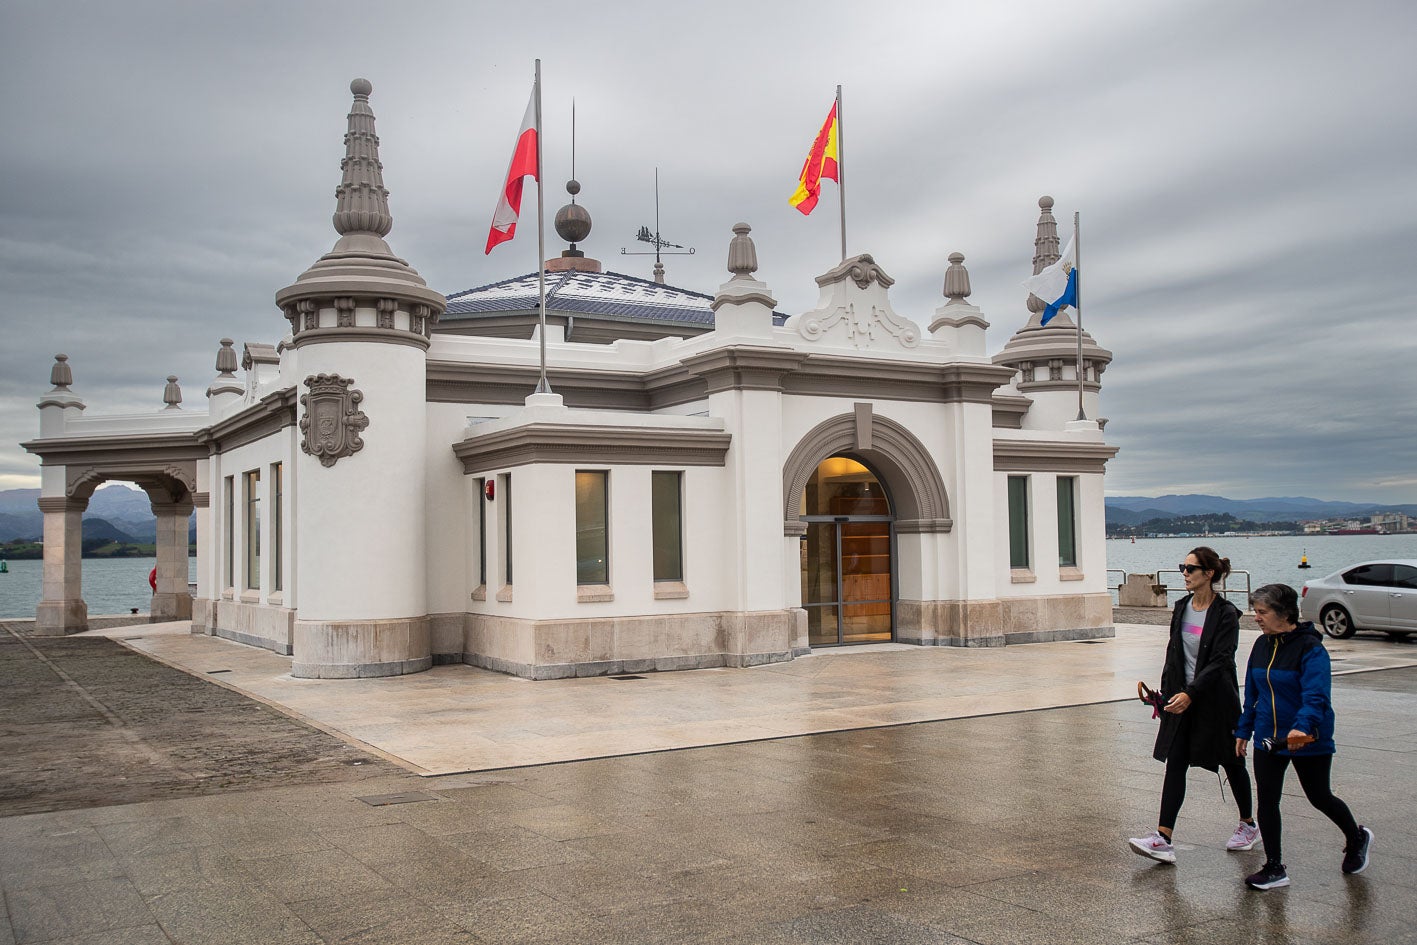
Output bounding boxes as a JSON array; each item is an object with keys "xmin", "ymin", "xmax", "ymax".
[{"xmin": 485, "ymin": 88, "xmax": 539, "ymax": 254}]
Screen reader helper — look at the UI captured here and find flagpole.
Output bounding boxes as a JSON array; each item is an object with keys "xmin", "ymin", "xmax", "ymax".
[
  {"xmin": 836, "ymin": 84, "xmax": 847, "ymax": 261},
  {"xmin": 1073, "ymin": 211, "xmax": 1085, "ymax": 421},
  {"xmin": 534, "ymin": 59, "xmax": 551, "ymax": 395}
]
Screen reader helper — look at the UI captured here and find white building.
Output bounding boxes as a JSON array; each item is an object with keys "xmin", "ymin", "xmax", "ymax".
[{"xmin": 23, "ymin": 79, "xmax": 1117, "ymax": 680}]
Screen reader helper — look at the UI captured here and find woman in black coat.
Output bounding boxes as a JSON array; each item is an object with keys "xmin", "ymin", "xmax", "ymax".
[{"xmin": 1129, "ymin": 546, "xmax": 1256, "ymax": 864}]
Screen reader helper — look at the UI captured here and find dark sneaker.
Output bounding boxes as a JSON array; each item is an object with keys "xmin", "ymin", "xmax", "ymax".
[
  {"xmin": 1342, "ymin": 825, "xmax": 1373, "ymax": 875},
  {"xmin": 1245, "ymin": 862, "xmax": 1290, "ymax": 890}
]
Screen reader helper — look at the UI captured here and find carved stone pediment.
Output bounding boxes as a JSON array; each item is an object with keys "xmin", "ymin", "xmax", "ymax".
[
  {"xmin": 300, "ymin": 374, "xmax": 368, "ymax": 467},
  {"xmin": 786, "ymin": 253, "xmax": 920, "ymax": 350}
]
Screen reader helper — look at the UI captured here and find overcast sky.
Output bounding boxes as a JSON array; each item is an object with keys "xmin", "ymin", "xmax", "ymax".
[{"xmin": 2, "ymin": 1, "xmax": 1414, "ymax": 504}]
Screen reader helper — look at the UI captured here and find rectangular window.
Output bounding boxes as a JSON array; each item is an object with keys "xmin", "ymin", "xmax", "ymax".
[
  {"xmin": 1056, "ymin": 476, "xmax": 1077, "ymax": 568},
  {"xmin": 476, "ymin": 477, "xmax": 487, "ymax": 588},
  {"xmin": 223, "ymin": 475, "xmax": 234, "ymax": 588},
  {"xmin": 500, "ymin": 473, "xmax": 513, "ymax": 586},
  {"xmin": 243, "ymin": 469, "xmax": 261, "ymax": 590},
  {"xmin": 575, "ymin": 470, "xmax": 609, "ymax": 585},
  {"xmin": 1007, "ymin": 475, "xmax": 1030, "ymax": 570},
  {"xmin": 651, "ymin": 471, "xmax": 683, "ymax": 583},
  {"xmin": 271, "ymin": 462, "xmax": 283, "ymax": 592}
]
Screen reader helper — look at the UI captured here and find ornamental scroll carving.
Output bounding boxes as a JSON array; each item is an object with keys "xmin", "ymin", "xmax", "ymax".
[
  {"xmin": 798, "ymin": 302, "xmax": 920, "ymax": 349},
  {"xmin": 300, "ymin": 374, "xmax": 369, "ymax": 467}
]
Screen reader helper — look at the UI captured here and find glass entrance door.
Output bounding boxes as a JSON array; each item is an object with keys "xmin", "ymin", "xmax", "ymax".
[{"xmin": 799, "ymin": 456, "xmax": 894, "ymax": 646}]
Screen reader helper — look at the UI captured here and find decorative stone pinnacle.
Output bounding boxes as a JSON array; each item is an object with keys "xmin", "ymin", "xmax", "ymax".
[
  {"xmin": 50, "ymin": 354, "xmax": 72, "ymax": 390},
  {"xmin": 215, "ymin": 339, "xmax": 238, "ymax": 375},
  {"xmin": 332, "ymin": 78, "xmax": 393, "ymax": 239},
  {"xmin": 943, "ymin": 252, "xmax": 972, "ymax": 303},
  {"xmin": 653, "ymin": 261, "xmax": 665, "ymax": 284},
  {"xmin": 1027, "ymin": 195, "xmax": 1061, "ymax": 315},
  {"xmin": 163, "ymin": 376, "xmax": 182, "ymax": 409},
  {"xmin": 727, "ymin": 223, "xmax": 757, "ymax": 279}
]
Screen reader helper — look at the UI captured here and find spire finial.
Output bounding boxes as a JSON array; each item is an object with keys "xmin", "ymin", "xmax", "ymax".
[
  {"xmin": 332, "ymin": 78, "xmax": 392, "ymax": 238},
  {"xmin": 50, "ymin": 354, "xmax": 73, "ymax": 390},
  {"xmin": 1027, "ymin": 195, "xmax": 1060, "ymax": 315},
  {"xmin": 727, "ymin": 223, "xmax": 758, "ymax": 279},
  {"xmin": 163, "ymin": 375, "xmax": 182, "ymax": 410},
  {"xmin": 943, "ymin": 252, "xmax": 971, "ymax": 303}
]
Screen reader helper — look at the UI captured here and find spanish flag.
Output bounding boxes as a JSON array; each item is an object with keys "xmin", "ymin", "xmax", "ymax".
[{"xmin": 789, "ymin": 102, "xmax": 839, "ymax": 216}]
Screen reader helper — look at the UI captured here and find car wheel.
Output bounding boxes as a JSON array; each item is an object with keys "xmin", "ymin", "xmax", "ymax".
[{"xmin": 1320, "ymin": 605, "xmax": 1356, "ymax": 639}]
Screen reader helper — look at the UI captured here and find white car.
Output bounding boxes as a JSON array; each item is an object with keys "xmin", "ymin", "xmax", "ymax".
[{"xmin": 1300, "ymin": 559, "xmax": 1417, "ymax": 639}]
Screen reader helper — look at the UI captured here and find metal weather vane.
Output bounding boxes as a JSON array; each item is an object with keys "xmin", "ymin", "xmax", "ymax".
[{"xmin": 621, "ymin": 168, "xmax": 694, "ymax": 282}]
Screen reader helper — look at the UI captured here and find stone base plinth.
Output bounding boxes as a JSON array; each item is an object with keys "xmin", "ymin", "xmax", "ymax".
[
  {"xmin": 210, "ymin": 598, "xmax": 295, "ymax": 655},
  {"xmin": 463, "ymin": 609, "xmax": 798, "ymax": 680},
  {"xmin": 292, "ymin": 616, "xmax": 431, "ymax": 679},
  {"xmin": 898, "ymin": 593, "xmax": 1114, "ymax": 647},
  {"xmin": 34, "ymin": 599, "xmax": 88, "ymax": 636},
  {"xmin": 150, "ymin": 592, "xmax": 193, "ymax": 622}
]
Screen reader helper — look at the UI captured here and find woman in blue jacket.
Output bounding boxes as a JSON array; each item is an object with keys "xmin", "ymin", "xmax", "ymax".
[{"xmin": 1234, "ymin": 583, "xmax": 1372, "ymax": 890}]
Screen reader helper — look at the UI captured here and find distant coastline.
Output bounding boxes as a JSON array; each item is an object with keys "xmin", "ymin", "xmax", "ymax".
[{"xmin": 1, "ymin": 540, "xmax": 197, "ymax": 561}]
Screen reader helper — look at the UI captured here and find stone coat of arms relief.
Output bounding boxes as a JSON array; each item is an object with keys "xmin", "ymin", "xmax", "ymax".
[{"xmin": 300, "ymin": 373, "xmax": 369, "ymax": 467}]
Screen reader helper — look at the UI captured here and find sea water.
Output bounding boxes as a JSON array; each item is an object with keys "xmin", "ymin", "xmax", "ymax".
[
  {"xmin": 1105, "ymin": 533, "xmax": 1417, "ymax": 606},
  {"xmin": 0, "ymin": 558, "xmax": 199, "ymax": 619}
]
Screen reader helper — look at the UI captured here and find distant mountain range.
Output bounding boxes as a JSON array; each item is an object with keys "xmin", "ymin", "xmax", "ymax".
[
  {"xmin": 0, "ymin": 485, "xmax": 195, "ymax": 544},
  {"xmin": 1105, "ymin": 494, "xmax": 1417, "ymax": 527}
]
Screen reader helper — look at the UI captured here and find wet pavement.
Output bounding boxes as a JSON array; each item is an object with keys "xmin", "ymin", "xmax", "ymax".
[{"xmin": 2, "ymin": 622, "xmax": 1414, "ymax": 944}]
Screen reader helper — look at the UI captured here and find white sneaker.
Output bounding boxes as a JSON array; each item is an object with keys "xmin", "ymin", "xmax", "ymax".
[
  {"xmin": 1129, "ymin": 831, "xmax": 1177, "ymax": 864},
  {"xmin": 1227, "ymin": 821, "xmax": 1261, "ymax": 852}
]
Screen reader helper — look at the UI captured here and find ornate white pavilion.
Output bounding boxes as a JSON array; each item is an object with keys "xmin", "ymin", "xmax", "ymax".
[{"xmin": 23, "ymin": 79, "xmax": 1116, "ymax": 679}]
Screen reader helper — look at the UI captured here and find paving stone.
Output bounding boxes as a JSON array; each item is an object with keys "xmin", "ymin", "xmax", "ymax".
[
  {"xmin": 6, "ymin": 877, "xmax": 154, "ymax": 944},
  {"xmin": 237, "ymin": 847, "xmax": 396, "ymax": 903},
  {"xmin": 289, "ymin": 891, "xmax": 481, "ymax": 944},
  {"xmin": 141, "ymin": 879, "xmax": 321, "ymax": 945},
  {"xmin": 13, "ymin": 927, "xmax": 172, "ymax": 945}
]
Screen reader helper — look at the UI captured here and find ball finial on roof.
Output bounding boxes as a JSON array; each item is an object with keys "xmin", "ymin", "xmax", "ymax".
[
  {"xmin": 350, "ymin": 78, "xmax": 373, "ymax": 97},
  {"xmin": 1039, "ymin": 195, "xmax": 1054, "ymax": 210},
  {"xmin": 566, "ymin": 179, "xmax": 581, "ymax": 197}
]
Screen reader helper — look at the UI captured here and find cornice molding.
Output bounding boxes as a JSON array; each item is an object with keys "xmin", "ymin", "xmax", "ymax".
[
  {"xmin": 21, "ymin": 432, "xmax": 205, "ymax": 465},
  {"xmin": 288, "ymin": 326, "xmax": 432, "ymax": 351},
  {"xmin": 454, "ymin": 423, "xmax": 732, "ymax": 473},
  {"xmin": 197, "ymin": 387, "xmax": 298, "ymax": 454},
  {"xmin": 37, "ymin": 496, "xmax": 89, "ymax": 513},
  {"xmin": 993, "ymin": 440, "xmax": 1119, "ymax": 474},
  {"xmin": 426, "ymin": 349, "xmax": 1017, "ymax": 409},
  {"xmin": 679, "ymin": 347, "xmax": 810, "ymax": 395},
  {"xmin": 1017, "ymin": 379, "xmax": 1103, "ymax": 394},
  {"xmin": 991, "ymin": 394, "xmax": 1032, "ymax": 429}
]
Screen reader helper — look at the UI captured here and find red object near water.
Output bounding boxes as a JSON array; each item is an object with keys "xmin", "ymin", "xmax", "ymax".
[{"xmin": 148, "ymin": 567, "xmax": 157, "ymax": 592}]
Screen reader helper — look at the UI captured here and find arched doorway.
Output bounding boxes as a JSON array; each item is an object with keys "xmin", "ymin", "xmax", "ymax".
[{"xmin": 799, "ymin": 456, "xmax": 894, "ymax": 646}]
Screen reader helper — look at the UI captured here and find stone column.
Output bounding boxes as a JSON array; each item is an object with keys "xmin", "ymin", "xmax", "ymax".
[
  {"xmin": 35, "ymin": 496, "xmax": 88, "ymax": 635},
  {"xmin": 150, "ymin": 501, "xmax": 194, "ymax": 621}
]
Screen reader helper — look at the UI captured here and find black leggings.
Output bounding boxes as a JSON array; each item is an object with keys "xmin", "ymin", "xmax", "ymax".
[
  {"xmin": 1159, "ymin": 717, "xmax": 1253, "ymax": 833},
  {"xmin": 1252, "ymin": 749, "xmax": 1359, "ymax": 865}
]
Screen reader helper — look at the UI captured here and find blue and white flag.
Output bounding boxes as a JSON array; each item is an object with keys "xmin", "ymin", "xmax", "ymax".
[{"xmin": 1021, "ymin": 235, "xmax": 1077, "ymax": 326}]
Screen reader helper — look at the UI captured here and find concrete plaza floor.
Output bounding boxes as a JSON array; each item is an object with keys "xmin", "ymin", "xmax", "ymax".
[
  {"xmin": 2, "ymin": 621, "xmax": 1415, "ymax": 944},
  {"xmin": 101, "ymin": 622, "xmax": 1417, "ymax": 775}
]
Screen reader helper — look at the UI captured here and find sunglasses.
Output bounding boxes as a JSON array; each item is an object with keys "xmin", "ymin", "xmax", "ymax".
[{"xmin": 1178, "ymin": 564, "xmax": 1207, "ymax": 575}]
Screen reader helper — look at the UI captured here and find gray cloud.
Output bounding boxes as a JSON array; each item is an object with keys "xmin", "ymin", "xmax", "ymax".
[{"xmin": 2, "ymin": 0, "xmax": 1414, "ymax": 504}]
